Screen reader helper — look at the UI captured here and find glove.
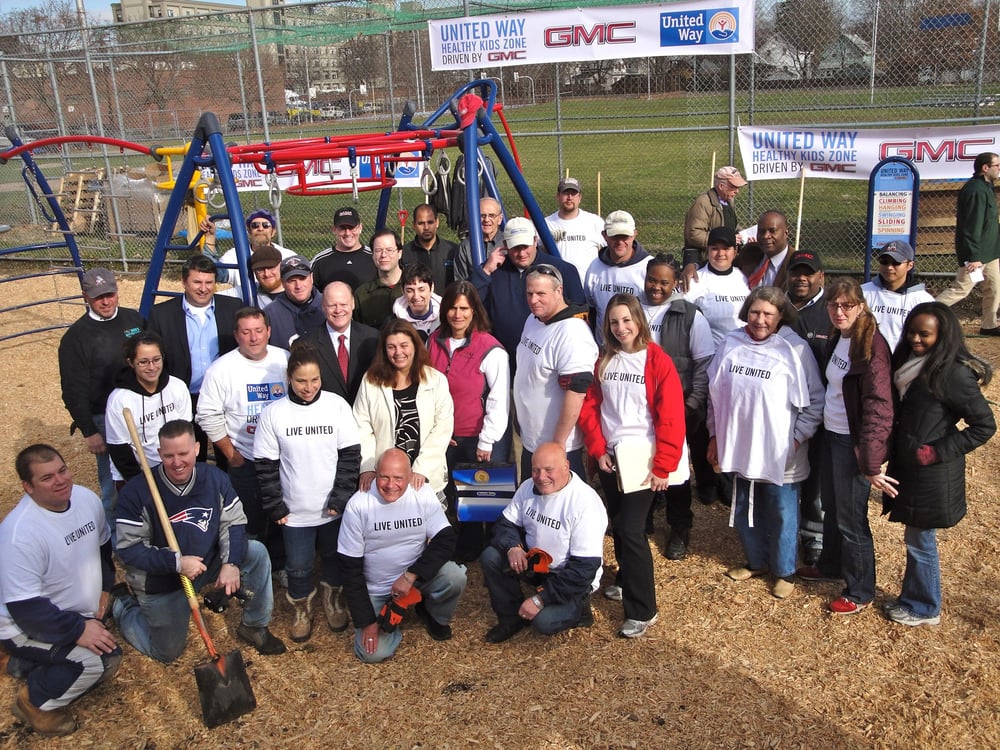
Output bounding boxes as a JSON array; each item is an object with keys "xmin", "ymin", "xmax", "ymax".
[
  {"xmin": 915, "ymin": 444, "xmax": 938, "ymax": 466},
  {"xmin": 376, "ymin": 586, "xmax": 423, "ymax": 633},
  {"xmin": 525, "ymin": 548, "xmax": 553, "ymax": 575}
]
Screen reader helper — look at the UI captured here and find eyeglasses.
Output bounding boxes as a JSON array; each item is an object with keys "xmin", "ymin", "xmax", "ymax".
[
  {"xmin": 879, "ymin": 256, "xmax": 904, "ymax": 266},
  {"xmin": 134, "ymin": 356, "xmax": 163, "ymax": 367},
  {"xmin": 373, "ymin": 247, "xmax": 400, "ymax": 256},
  {"xmin": 826, "ymin": 302, "xmax": 858, "ymax": 312},
  {"xmin": 249, "ymin": 222, "xmax": 272, "ymax": 229},
  {"xmin": 481, "ymin": 213, "xmax": 501, "ymax": 220}
]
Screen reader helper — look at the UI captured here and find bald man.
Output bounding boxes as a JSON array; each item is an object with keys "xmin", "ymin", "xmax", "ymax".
[
  {"xmin": 481, "ymin": 443, "xmax": 607, "ymax": 643},
  {"xmin": 338, "ymin": 449, "xmax": 467, "ymax": 663}
]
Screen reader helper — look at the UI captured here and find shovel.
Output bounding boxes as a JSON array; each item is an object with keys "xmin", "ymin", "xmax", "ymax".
[{"xmin": 123, "ymin": 409, "xmax": 257, "ymax": 728}]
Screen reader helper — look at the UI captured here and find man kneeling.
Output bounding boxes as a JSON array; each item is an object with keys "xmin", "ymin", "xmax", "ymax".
[
  {"xmin": 113, "ymin": 420, "xmax": 285, "ymax": 662},
  {"xmin": 482, "ymin": 443, "xmax": 607, "ymax": 643},
  {"xmin": 339, "ymin": 448, "xmax": 466, "ymax": 663}
]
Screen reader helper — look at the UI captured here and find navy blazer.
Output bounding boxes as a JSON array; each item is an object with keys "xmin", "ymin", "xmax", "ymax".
[
  {"xmin": 300, "ymin": 320, "xmax": 379, "ymax": 405},
  {"xmin": 147, "ymin": 295, "xmax": 242, "ymax": 390}
]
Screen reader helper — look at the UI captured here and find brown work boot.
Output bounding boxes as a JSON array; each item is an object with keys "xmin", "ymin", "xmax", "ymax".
[
  {"xmin": 11, "ymin": 684, "xmax": 77, "ymax": 737},
  {"xmin": 319, "ymin": 582, "xmax": 349, "ymax": 632},
  {"xmin": 286, "ymin": 590, "xmax": 316, "ymax": 643}
]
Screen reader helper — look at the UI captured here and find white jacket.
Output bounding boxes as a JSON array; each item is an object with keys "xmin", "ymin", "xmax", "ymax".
[{"xmin": 352, "ymin": 366, "xmax": 454, "ymax": 495}]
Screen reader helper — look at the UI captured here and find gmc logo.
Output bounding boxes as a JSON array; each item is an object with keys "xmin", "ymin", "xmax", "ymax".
[
  {"xmin": 544, "ymin": 22, "xmax": 636, "ymax": 48},
  {"xmin": 810, "ymin": 163, "xmax": 856, "ymax": 173},
  {"xmin": 879, "ymin": 138, "xmax": 995, "ymax": 162},
  {"xmin": 487, "ymin": 50, "xmax": 526, "ymax": 62}
]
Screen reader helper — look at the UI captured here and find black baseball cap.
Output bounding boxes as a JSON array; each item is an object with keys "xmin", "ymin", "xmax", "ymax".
[
  {"xmin": 707, "ymin": 226, "xmax": 737, "ymax": 248},
  {"xmin": 334, "ymin": 207, "xmax": 361, "ymax": 227},
  {"xmin": 787, "ymin": 249, "xmax": 823, "ymax": 272}
]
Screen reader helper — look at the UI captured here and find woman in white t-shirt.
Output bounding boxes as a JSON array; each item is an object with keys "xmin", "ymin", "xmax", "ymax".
[
  {"xmin": 579, "ymin": 294, "xmax": 685, "ymax": 638},
  {"xmin": 685, "ymin": 226, "xmax": 751, "ymax": 348},
  {"xmin": 253, "ymin": 341, "xmax": 362, "ymax": 641},
  {"xmin": 106, "ymin": 331, "xmax": 192, "ymax": 485},
  {"xmin": 707, "ymin": 286, "xmax": 815, "ymax": 600}
]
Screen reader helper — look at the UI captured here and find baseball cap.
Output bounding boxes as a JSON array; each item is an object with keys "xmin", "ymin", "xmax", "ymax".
[
  {"xmin": 707, "ymin": 226, "xmax": 737, "ymax": 248},
  {"xmin": 787, "ymin": 249, "xmax": 823, "ymax": 272},
  {"xmin": 250, "ymin": 245, "xmax": 282, "ymax": 271},
  {"xmin": 716, "ymin": 166, "xmax": 748, "ymax": 187},
  {"xmin": 81, "ymin": 267, "xmax": 118, "ymax": 297},
  {"xmin": 558, "ymin": 177, "xmax": 581, "ymax": 193},
  {"xmin": 503, "ymin": 217, "xmax": 536, "ymax": 248},
  {"xmin": 879, "ymin": 240, "xmax": 914, "ymax": 263},
  {"xmin": 280, "ymin": 255, "xmax": 312, "ymax": 281},
  {"xmin": 604, "ymin": 210, "xmax": 636, "ymax": 237},
  {"xmin": 334, "ymin": 206, "xmax": 361, "ymax": 227},
  {"xmin": 246, "ymin": 209, "xmax": 276, "ymax": 228}
]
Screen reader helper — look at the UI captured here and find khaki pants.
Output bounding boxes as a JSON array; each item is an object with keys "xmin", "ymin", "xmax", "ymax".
[{"xmin": 935, "ymin": 258, "xmax": 1000, "ymax": 329}]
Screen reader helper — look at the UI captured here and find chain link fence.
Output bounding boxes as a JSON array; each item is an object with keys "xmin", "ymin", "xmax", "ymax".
[{"xmin": 0, "ymin": 0, "xmax": 997, "ymax": 279}]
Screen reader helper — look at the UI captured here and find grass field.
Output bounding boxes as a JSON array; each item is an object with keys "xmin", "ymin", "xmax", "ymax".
[{"xmin": 1, "ymin": 83, "xmax": 997, "ymax": 275}]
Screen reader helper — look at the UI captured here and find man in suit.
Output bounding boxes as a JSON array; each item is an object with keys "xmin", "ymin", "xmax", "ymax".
[
  {"xmin": 300, "ymin": 281, "xmax": 378, "ymax": 405},
  {"xmin": 148, "ymin": 254, "xmax": 242, "ymax": 463}
]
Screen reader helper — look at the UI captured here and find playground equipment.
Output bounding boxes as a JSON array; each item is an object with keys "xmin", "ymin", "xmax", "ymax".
[{"xmin": 0, "ymin": 79, "xmax": 560, "ymax": 330}]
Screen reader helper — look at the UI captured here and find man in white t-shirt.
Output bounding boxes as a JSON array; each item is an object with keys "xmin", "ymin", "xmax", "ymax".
[
  {"xmin": 545, "ymin": 177, "xmax": 605, "ymax": 284},
  {"xmin": 0, "ymin": 445, "xmax": 121, "ymax": 737},
  {"xmin": 482, "ymin": 443, "xmax": 608, "ymax": 643},
  {"xmin": 861, "ymin": 240, "xmax": 935, "ymax": 352},
  {"xmin": 513, "ymin": 265, "xmax": 598, "ymax": 482},
  {"xmin": 196, "ymin": 307, "xmax": 289, "ymax": 554},
  {"xmin": 584, "ymin": 210, "xmax": 652, "ymax": 342},
  {"xmin": 338, "ymin": 449, "xmax": 467, "ymax": 663}
]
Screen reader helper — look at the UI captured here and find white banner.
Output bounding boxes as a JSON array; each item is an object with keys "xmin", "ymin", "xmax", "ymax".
[
  {"xmin": 737, "ymin": 125, "xmax": 999, "ymax": 181},
  {"xmin": 223, "ymin": 152, "xmax": 426, "ymax": 193},
  {"xmin": 428, "ymin": 0, "xmax": 755, "ymax": 72}
]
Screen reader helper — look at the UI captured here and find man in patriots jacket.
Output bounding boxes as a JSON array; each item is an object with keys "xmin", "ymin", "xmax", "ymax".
[{"xmin": 112, "ymin": 420, "xmax": 285, "ymax": 662}]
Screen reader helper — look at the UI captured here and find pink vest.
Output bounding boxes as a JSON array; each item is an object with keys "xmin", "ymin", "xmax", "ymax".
[{"xmin": 428, "ymin": 330, "xmax": 503, "ymax": 438}]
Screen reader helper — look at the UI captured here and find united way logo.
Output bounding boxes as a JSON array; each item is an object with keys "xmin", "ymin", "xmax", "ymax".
[{"xmin": 708, "ymin": 11, "xmax": 738, "ymax": 42}]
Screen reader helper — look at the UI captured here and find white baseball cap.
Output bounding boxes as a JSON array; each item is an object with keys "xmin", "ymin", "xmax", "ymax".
[{"xmin": 503, "ymin": 217, "xmax": 536, "ymax": 248}]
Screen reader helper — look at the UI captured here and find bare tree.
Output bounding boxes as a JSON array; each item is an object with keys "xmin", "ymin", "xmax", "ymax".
[{"xmin": 773, "ymin": 0, "xmax": 844, "ymax": 80}]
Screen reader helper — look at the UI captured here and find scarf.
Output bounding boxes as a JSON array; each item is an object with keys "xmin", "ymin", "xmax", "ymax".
[{"xmin": 893, "ymin": 355, "xmax": 926, "ymax": 398}]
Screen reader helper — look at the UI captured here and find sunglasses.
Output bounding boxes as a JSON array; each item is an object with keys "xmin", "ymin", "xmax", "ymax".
[
  {"xmin": 527, "ymin": 264, "xmax": 561, "ymax": 281},
  {"xmin": 249, "ymin": 222, "xmax": 272, "ymax": 229}
]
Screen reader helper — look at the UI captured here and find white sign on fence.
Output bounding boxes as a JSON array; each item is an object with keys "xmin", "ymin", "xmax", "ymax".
[
  {"xmin": 737, "ymin": 125, "xmax": 999, "ymax": 181},
  {"xmin": 427, "ymin": 0, "xmax": 755, "ymax": 71}
]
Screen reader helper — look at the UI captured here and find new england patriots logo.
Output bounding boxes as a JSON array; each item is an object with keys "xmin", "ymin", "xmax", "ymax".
[{"xmin": 169, "ymin": 507, "xmax": 213, "ymax": 532}]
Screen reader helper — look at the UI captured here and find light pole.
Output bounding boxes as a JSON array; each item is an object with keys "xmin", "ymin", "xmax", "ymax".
[
  {"xmin": 349, "ymin": 83, "xmax": 366, "ymax": 118},
  {"xmin": 513, "ymin": 72, "xmax": 535, "ymax": 105}
]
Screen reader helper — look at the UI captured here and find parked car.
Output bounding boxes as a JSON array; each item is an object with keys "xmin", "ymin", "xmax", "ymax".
[{"xmin": 319, "ymin": 105, "xmax": 345, "ymax": 119}]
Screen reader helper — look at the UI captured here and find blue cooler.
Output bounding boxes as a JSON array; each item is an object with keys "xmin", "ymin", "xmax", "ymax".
[{"xmin": 452, "ymin": 463, "xmax": 517, "ymax": 522}]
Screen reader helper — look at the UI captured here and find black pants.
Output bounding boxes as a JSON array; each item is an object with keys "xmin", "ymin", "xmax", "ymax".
[{"xmin": 598, "ymin": 469, "xmax": 657, "ymax": 622}]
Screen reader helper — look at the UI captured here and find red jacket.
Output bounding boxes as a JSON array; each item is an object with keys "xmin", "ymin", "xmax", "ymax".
[{"xmin": 578, "ymin": 342, "xmax": 686, "ymax": 478}]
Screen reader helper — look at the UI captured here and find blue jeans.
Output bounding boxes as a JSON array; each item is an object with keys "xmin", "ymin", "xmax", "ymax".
[
  {"xmin": 93, "ymin": 414, "xmax": 117, "ymax": 545},
  {"xmin": 352, "ymin": 561, "xmax": 467, "ymax": 664},
  {"xmin": 480, "ymin": 546, "xmax": 587, "ymax": 635},
  {"xmin": 114, "ymin": 539, "xmax": 274, "ymax": 663},
  {"xmin": 229, "ymin": 461, "xmax": 284, "ymax": 568},
  {"xmin": 283, "ymin": 520, "xmax": 342, "ymax": 600},
  {"xmin": 1, "ymin": 633, "xmax": 122, "ymax": 710},
  {"xmin": 899, "ymin": 526, "xmax": 941, "ymax": 617},
  {"xmin": 823, "ymin": 430, "xmax": 876, "ymax": 604},
  {"xmin": 732, "ymin": 476, "xmax": 800, "ymax": 579}
]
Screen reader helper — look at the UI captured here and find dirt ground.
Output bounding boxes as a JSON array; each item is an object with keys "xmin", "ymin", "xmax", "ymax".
[{"xmin": 1, "ymin": 270, "xmax": 999, "ymax": 749}]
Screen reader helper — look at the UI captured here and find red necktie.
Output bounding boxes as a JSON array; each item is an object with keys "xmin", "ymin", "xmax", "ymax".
[
  {"xmin": 338, "ymin": 334, "xmax": 349, "ymax": 382},
  {"xmin": 748, "ymin": 257, "xmax": 771, "ymax": 288}
]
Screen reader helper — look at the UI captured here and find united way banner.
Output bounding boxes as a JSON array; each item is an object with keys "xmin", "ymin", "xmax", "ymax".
[
  {"xmin": 427, "ymin": 0, "xmax": 755, "ymax": 71},
  {"xmin": 738, "ymin": 125, "xmax": 999, "ymax": 181}
]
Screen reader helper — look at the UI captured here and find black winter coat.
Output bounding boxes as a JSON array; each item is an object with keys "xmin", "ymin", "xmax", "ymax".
[{"xmin": 886, "ymin": 360, "xmax": 996, "ymax": 529}]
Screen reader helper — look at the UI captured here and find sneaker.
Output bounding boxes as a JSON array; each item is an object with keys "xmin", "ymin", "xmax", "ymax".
[
  {"xmin": 828, "ymin": 596, "xmax": 870, "ymax": 615},
  {"xmin": 619, "ymin": 614, "xmax": 658, "ymax": 638},
  {"xmin": 772, "ymin": 578, "xmax": 794, "ymax": 599},
  {"xmin": 664, "ymin": 530, "xmax": 689, "ymax": 561},
  {"xmin": 415, "ymin": 602, "xmax": 453, "ymax": 641},
  {"xmin": 887, "ymin": 607, "xmax": 941, "ymax": 627},
  {"xmin": 796, "ymin": 565, "xmax": 842, "ymax": 583},
  {"xmin": 725, "ymin": 565, "xmax": 767, "ymax": 581},
  {"xmin": 603, "ymin": 585, "xmax": 623, "ymax": 601},
  {"xmin": 485, "ymin": 619, "xmax": 527, "ymax": 644},
  {"xmin": 236, "ymin": 624, "xmax": 287, "ymax": 655}
]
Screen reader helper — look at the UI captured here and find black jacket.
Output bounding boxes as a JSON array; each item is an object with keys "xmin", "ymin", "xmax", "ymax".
[
  {"xmin": 886, "ymin": 360, "xmax": 996, "ymax": 529},
  {"xmin": 299, "ymin": 320, "xmax": 379, "ymax": 405},
  {"xmin": 147, "ymin": 295, "xmax": 241, "ymax": 391}
]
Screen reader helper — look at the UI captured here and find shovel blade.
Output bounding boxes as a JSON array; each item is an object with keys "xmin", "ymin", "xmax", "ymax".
[{"xmin": 193, "ymin": 650, "xmax": 256, "ymax": 728}]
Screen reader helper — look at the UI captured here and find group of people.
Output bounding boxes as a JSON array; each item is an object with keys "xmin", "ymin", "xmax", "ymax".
[{"xmin": 1, "ymin": 161, "xmax": 997, "ymax": 735}]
